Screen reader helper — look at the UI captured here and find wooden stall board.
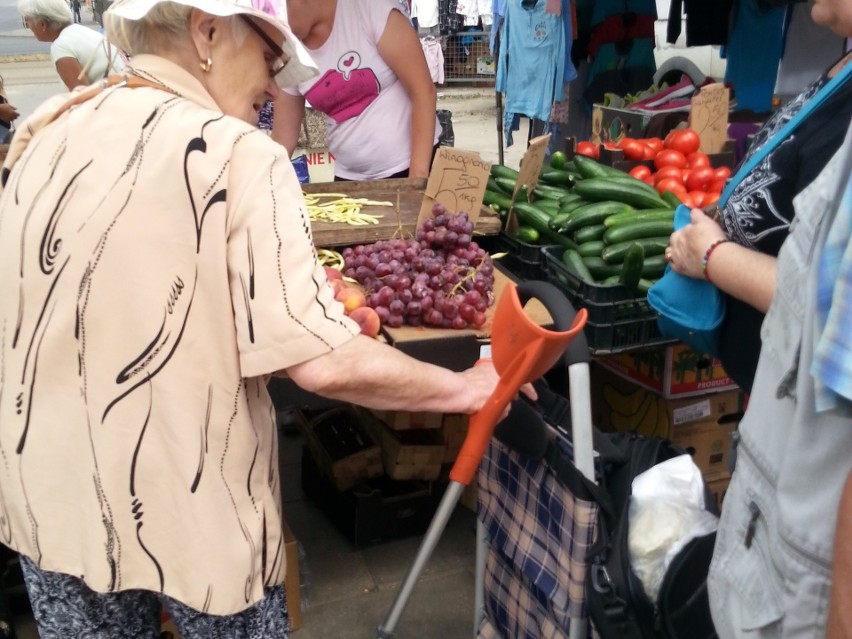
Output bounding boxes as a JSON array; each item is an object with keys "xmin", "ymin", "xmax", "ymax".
[{"xmin": 306, "ymin": 178, "xmax": 502, "ymax": 248}]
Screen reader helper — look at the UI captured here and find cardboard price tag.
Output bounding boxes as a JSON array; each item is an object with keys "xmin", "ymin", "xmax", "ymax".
[
  {"xmin": 417, "ymin": 146, "xmax": 491, "ymax": 227},
  {"xmin": 689, "ymin": 83, "xmax": 729, "ymax": 154},
  {"xmin": 512, "ymin": 134, "xmax": 550, "ymax": 202}
]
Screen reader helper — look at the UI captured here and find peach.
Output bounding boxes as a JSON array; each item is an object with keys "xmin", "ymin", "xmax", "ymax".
[
  {"xmin": 324, "ymin": 266, "xmax": 344, "ymax": 282},
  {"xmin": 349, "ymin": 306, "xmax": 381, "ymax": 338},
  {"xmin": 329, "ymin": 278, "xmax": 346, "ymax": 298},
  {"xmin": 335, "ymin": 286, "xmax": 366, "ymax": 314}
]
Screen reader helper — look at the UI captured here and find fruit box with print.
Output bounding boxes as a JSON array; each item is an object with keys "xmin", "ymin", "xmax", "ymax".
[
  {"xmin": 590, "ymin": 362, "xmax": 744, "ymax": 482},
  {"xmin": 598, "ymin": 343, "xmax": 738, "ymax": 399}
]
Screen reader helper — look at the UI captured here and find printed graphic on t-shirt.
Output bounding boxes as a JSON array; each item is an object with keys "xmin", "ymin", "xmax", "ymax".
[{"xmin": 304, "ymin": 51, "xmax": 381, "ymax": 123}]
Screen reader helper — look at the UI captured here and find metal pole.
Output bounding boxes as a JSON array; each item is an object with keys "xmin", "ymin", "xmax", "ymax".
[
  {"xmin": 377, "ymin": 481, "xmax": 466, "ymax": 638},
  {"xmin": 494, "ymin": 29, "xmax": 504, "ymax": 166},
  {"xmin": 473, "ymin": 518, "xmax": 487, "ymax": 636}
]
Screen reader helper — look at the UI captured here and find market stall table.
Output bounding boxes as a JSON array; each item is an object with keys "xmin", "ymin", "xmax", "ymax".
[{"xmin": 306, "ymin": 178, "xmax": 502, "ymax": 248}]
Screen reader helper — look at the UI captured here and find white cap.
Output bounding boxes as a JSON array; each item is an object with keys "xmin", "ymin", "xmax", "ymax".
[{"xmin": 106, "ymin": 0, "xmax": 318, "ymax": 88}]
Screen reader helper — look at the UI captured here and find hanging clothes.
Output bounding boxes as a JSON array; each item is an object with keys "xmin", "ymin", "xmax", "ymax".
[
  {"xmin": 412, "ymin": 0, "xmax": 440, "ymax": 28},
  {"xmin": 666, "ymin": 0, "xmax": 734, "ymax": 46},
  {"xmin": 584, "ymin": 38, "xmax": 656, "ymax": 110},
  {"xmin": 724, "ymin": 0, "xmax": 787, "ymax": 112},
  {"xmin": 496, "ymin": 0, "xmax": 566, "ymax": 147},
  {"xmin": 420, "ymin": 36, "xmax": 445, "ymax": 84}
]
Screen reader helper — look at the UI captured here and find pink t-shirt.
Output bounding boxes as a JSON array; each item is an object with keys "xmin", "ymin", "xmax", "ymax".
[{"xmin": 286, "ymin": 0, "xmax": 439, "ymax": 179}]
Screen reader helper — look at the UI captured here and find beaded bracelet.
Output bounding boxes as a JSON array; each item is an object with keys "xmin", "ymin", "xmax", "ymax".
[{"xmin": 702, "ymin": 239, "xmax": 732, "ymax": 283}]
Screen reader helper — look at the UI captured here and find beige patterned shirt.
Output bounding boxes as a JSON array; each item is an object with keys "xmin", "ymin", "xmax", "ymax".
[{"xmin": 0, "ymin": 55, "xmax": 359, "ymax": 615}]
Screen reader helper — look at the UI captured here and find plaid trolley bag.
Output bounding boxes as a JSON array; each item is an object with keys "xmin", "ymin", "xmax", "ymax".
[{"xmin": 474, "ymin": 381, "xmax": 718, "ymax": 639}]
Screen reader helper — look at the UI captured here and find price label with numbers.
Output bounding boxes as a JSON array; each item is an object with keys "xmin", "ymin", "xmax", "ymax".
[
  {"xmin": 418, "ymin": 147, "xmax": 491, "ymax": 226},
  {"xmin": 689, "ymin": 83, "xmax": 730, "ymax": 154}
]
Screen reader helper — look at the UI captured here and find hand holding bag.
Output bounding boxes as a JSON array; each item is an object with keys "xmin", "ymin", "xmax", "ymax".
[{"xmin": 647, "ymin": 60, "xmax": 852, "ymax": 354}]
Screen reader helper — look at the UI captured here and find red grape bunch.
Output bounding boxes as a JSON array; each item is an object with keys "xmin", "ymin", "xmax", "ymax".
[{"xmin": 341, "ymin": 204, "xmax": 495, "ymax": 330}]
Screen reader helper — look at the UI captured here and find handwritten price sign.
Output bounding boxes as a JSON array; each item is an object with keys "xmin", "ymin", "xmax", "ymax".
[
  {"xmin": 418, "ymin": 147, "xmax": 491, "ymax": 226},
  {"xmin": 689, "ymin": 83, "xmax": 730, "ymax": 154}
]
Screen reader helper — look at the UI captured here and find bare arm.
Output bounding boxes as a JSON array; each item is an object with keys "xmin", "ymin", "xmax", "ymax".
[
  {"xmin": 828, "ymin": 468, "xmax": 852, "ymax": 638},
  {"xmin": 271, "ymin": 92, "xmax": 306, "ymax": 154},
  {"xmin": 668, "ymin": 209, "xmax": 777, "ymax": 314},
  {"xmin": 377, "ymin": 9, "xmax": 437, "ymax": 179},
  {"xmin": 55, "ymin": 57, "xmax": 88, "ymax": 90},
  {"xmin": 284, "ymin": 335, "xmax": 517, "ymax": 415}
]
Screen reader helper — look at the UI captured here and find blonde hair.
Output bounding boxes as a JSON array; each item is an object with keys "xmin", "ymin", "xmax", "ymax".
[{"xmin": 104, "ymin": 2, "xmax": 250, "ymax": 57}]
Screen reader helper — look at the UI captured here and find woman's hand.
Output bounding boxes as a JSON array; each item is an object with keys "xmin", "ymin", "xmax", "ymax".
[
  {"xmin": 666, "ymin": 208, "xmax": 727, "ymax": 280},
  {"xmin": 0, "ymin": 103, "xmax": 19, "ymax": 122}
]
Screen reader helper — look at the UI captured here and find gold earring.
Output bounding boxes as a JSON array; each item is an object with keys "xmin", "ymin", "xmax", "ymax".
[{"xmin": 200, "ymin": 57, "xmax": 212, "ymax": 72}]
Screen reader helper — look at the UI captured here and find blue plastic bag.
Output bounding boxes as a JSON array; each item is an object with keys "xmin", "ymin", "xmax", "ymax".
[{"xmin": 647, "ymin": 205, "xmax": 725, "ymax": 355}]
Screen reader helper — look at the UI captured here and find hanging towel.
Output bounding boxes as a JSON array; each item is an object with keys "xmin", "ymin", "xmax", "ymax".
[{"xmin": 420, "ymin": 36, "xmax": 445, "ymax": 84}]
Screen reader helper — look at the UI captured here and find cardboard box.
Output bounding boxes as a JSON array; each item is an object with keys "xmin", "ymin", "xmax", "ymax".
[
  {"xmin": 369, "ymin": 409, "xmax": 442, "ymax": 431},
  {"xmin": 441, "ymin": 414, "xmax": 469, "ymax": 464},
  {"xmin": 300, "ymin": 406, "xmax": 384, "ymax": 492},
  {"xmin": 476, "ymin": 56, "xmax": 496, "ymax": 75},
  {"xmin": 591, "ymin": 105, "xmax": 654, "ymax": 145},
  {"xmin": 361, "ymin": 409, "xmax": 446, "ymax": 481},
  {"xmin": 282, "ymin": 517, "xmax": 302, "ymax": 632},
  {"xmin": 590, "ymin": 363, "xmax": 743, "ymax": 481},
  {"xmin": 598, "ymin": 343, "xmax": 738, "ymax": 399}
]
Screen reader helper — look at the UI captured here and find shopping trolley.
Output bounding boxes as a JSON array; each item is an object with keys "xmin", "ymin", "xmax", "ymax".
[{"xmin": 377, "ymin": 280, "xmax": 591, "ymax": 638}]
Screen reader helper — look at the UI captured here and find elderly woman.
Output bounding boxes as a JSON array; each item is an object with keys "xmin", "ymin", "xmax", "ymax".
[
  {"xmin": 19, "ymin": 0, "xmax": 124, "ymax": 89},
  {"xmin": 0, "ymin": 0, "xmax": 512, "ymax": 636}
]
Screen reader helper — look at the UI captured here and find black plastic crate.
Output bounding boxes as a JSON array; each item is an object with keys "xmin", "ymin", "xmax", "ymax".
[
  {"xmin": 490, "ymin": 232, "xmax": 557, "ymax": 281},
  {"xmin": 540, "ymin": 246, "xmax": 675, "ymax": 352}
]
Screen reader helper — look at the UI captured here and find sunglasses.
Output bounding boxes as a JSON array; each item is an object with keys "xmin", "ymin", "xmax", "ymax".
[{"xmin": 238, "ymin": 15, "xmax": 289, "ymax": 80}]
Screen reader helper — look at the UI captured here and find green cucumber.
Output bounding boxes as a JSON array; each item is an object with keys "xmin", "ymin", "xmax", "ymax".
[
  {"xmin": 533, "ymin": 183, "xmax": 574, "ymax": 201},
  {"xmin": 539, "ymin": 169, "xmax": 576, "ymax": 188},
  {"xmin": 574, "ymin": 178, "xmax": 669, "ymax": 210},
  {"xmin": 512, "ymin": 202, "xmax": 578, "ymax": 250},
  {"xmin": 601, "ymin": 275, "xmax": 656, "ymax": 294},
  {"xmin": 562, "ymin": 249, "xmax": 595, "ymax": 283},
  {"xmin": 560, "ymin": 201, "xmax": 634, "ymax": 234},
  {"xmin": 604, "ymin": 176, "xmax": 664, "ymax": 199},
  {"xmin": 619, "ymin": 243, "xmax": 645, "ymax": 294},
  {"xmin": 603, "ymin": 219, "xmax": 676, "ymax": 245},
  {"xmin": 483, "ymin": 190, "xmax": 514, "ymax": 212},
  {"xmin": 642, "ymin": 255, "xmax": 667, "ymax": 279},
  {"xmin": 548, "ymin": 211, "xmax": 572, "ymax": 232},
  {"xmin": 603, "ymin": 209, "xmax": 675, "ymax": 228},
  {"xmin": 491, "ymin": 164, "xmax": 520, "ymax": 181},
  {"xmin": 572, "ymin": 154, "xmax": 612, "ymax": 180},
  {"xmin": 577, "ymin": 240, "xmax": 605, "ymax": 258},
  {"xmin": 487, "ymin": 177, "xmax": 504, "ymax": 194},
  {"xmin": 660, "ymin": 190, "xmax": 684, "ymax": 208},
  {"xmin": 574, "ymin": 224, "xmax": 606, "ymax": 244},
  {"xmin": 533, "ymin": 198, "xmax": 561, "ymax": 215},
  {"xmin": 512, "ymin": 225, "xmax": 540, "ymax": 244},
  {"xmin": 582, "ymin": 256, "xmax": 623, "ymax": 280},
  {"xmin": 495, "ymin": 176, "xmax": 521, "ymax": 197},
  {"xmin": 601, "ymin": 237, "xmax": 670, "ymax": 264}
]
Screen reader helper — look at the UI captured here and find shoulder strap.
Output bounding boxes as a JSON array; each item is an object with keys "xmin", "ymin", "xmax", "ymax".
[{"xmin": 720, "ymin": 59, "xmax": 852, "ymax": 206}]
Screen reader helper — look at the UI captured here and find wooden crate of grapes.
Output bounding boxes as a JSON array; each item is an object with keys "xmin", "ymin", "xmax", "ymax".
[{"xmin": 306, "ymin": 178, "xmax": 501, "ymax": 248}]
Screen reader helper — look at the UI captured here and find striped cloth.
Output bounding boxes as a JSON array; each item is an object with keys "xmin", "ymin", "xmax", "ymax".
[{"xmin": 478, "ymin": 437, "xmax": 599, "ymax": 637}]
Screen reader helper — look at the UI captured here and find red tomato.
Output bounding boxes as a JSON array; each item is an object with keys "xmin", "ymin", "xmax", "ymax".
[
  {"xmin": 687, "ymin": 191, "xmax": 707, "ymax": 207},
  {"xmin": 679, "ymin": 193, "xmax": 696, "ymax": 208},
  {"xmin": 643, "ymin": 176, "xmax": 657, "ymax": 186},
  {"xmin": 576, "ymin": 141, "xmax": 600, "ymax": 158},
  {"xmin": 656, "ymin": 177, "xmax": 687, "ymax": 196},
  {"xmin": 643, "ymin": 137, "xmax": 664, "ymax": 154},
  {"xmin": 654, "ymin": 149, "xmax": 688, "ymax": 171},
  {"xmin": 684, "ymin": 167, "xmax": 716, "ymax": 192},
  {"xmin": 603, "ymin": 141, "xmax": 619, "ymax": 150},
  {"xmin": 642, "ymin": 144, "xmax": 658, "ymax": 160},
  {"xmin": 686, "ymin": 151, "xmax": 711, "ymax": 168},
  {"xmin": 619, "ymin": 138, "xmax": 648, "ymax": 161},
  {"xmin": 629, "ymin": 165, "xmax": 652, "ymax": 180},
  {"xmin": 707, "ymin": 178, "xmax": 728, "ymax": 194},
  {"xmin": 703, "ymin": 192, "xmax": 721, "ymax": 207},
  {"xmin": 664, "ymin": 129, "xmax": 702, "ymax": 155},
  {"xmin": 714, "ymin": 166, "xmax": 732, "ymax": 181},
  {"xmin": 653, "ymin": 166, "xmax": 685, "ymax": 184}
]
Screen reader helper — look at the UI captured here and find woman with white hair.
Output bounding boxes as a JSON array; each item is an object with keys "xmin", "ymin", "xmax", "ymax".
[
  {"xmin": 0, "ymin": 0, "xmax": 515, "ymax": 635},
  {"xmin": 19, "ymin": 0, "xmax": 124, "ymax": 88}
]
